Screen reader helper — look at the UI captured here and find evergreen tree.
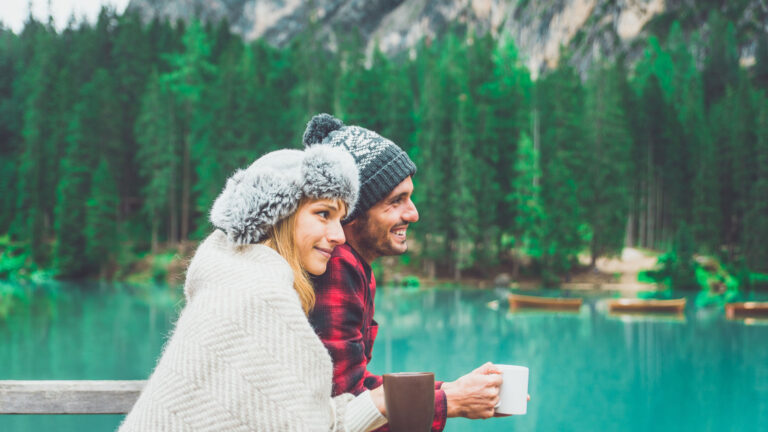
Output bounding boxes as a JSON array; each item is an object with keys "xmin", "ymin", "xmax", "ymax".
[
  {"xmin": 412, "ymin": 38, "xmax": 455, "ymax": 277},
  {"xmin": 111, "ymin": 10, "xmax": 151, "ymax": 206},
  {"xmin": 509, "ymin": 132, "xmax": 543, "ymax": 279},
  {"xmin": 632, "ymin": 46, "xmax": 675, "ymax": 250},
  {"xmin": 54, "ymin": 69, "xmax": 119, "ymax": 276},
  {"xmin": 535, "ymin": 51, "xmax": 588, "ymax": 283},
  {"xmin": 135, "ymin": 71, "xmax": 178, "ymax": 251},
  {"xmin": 53, "ymin": 112, "xmax": 92, "ymax": 277},
  {"xmin": 743, "ymin": 93, "xmax": 768, "ymax": 272},
  {"xmin": 583, "ymin": 63, "xmax": 632, "ymax": 266},
  {"xmin": 448, "ymin": 46, "xmax": 481, "ymax": 277},
  {"xmin": 288, "ymin": 11, "xmax": 337, "ymax": 121},
  {"xmin": 336, "ymin": 37, "xmax": 386, "ymax": 130},
  {"xmin": 162, "ymin": 19, "xmax": 217, "ymax": 241},
  {"xmin": 14, "ymin": 26, "xmax": 58, "ymax": 264},
  {"xmin": 0, "ymin": 29, "xmax": 21, "ymax": 233},
  {"xmin": 192, "ymin": 38, "xmax": 250, "ymax": 238},
  {"xmin": 482, "ymin": 35, "xmax": 532, "ymax": 261},
  {"xmin": 754, "ymin": 34, "xmax": 768, "ymax": 90},
  {"xmin": 86, "ymin": 158, "xmax": 120, "ymax": 278},
  {"xmin": 702, "ymin": 12, "xmax": 740, "ymax": 108}
]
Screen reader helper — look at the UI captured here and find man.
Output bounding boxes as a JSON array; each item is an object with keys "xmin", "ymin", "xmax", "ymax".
[{"xmin": 303, "ymin": 114, "xmax": 503, "ymax": 431}]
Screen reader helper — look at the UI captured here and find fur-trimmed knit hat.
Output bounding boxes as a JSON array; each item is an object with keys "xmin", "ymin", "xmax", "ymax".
[
  {"xmin": 209, "ymin": 145, "xmax": 359, "ymax": 245},
  {"xmin": 302, "ymin": 113, "xmax": 416, "ymax": 222}
]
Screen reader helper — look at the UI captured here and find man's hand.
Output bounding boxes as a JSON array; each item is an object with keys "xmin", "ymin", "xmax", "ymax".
[{"xmin": 441, "ymin": 362, "xmax": 503, "ymax": 419}]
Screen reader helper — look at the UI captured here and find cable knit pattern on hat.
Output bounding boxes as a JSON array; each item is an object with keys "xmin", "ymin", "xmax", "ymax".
[
  {"xmin": 119, "ymin": 230, "xmax": 387, "ymax": 432},
  {"xmin": 302, "ymin": 114, "xmax": 416, "ymax": 222}
]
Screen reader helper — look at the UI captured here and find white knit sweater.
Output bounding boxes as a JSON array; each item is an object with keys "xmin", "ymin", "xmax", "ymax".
[{"xmin": 119, "ymin": 230, "xmax": 387, "ymax": 432}]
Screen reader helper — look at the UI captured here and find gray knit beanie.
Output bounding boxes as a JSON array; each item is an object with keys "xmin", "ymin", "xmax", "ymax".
[
  {"xmin": 302, "ymin": 113, "xmax": 416, "ymax": 222},
  {"xmin": 209, "ymin": 145, "xmax": 359, "ymax": 245}
]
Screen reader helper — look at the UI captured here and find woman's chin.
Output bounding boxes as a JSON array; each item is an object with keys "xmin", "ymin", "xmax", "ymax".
[{"xmin": 304, "ymin": 262, "xmax": 328, "ymax": 276}]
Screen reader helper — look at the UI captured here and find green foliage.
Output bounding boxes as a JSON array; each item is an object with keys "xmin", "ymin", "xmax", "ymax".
[
  {"xmin": 583, "ymin": 62, "xmax": 632, "ymax": 264},
  {"xmin": 535, "ymin": 50, "xmax": 588, "ymax": 282},
  {"xmin": 2, "ymin": 10, "xmax": 767, "ymax": 285},
  {"xmin": 508, "ymin": 132, "xmax": 543, "ymax": 258},
  {"xmin": 693, "ymin": 265, "xmax": 741, "ymax": 307},
  {"xmin": 645, "ymin": 225, "xmax": 699, "ymax": 290},
  {"xmin": 401, "ymin": 275, "xmax": 421, "ymax": 288},
  {"xmin": 86, "ymin": 159, "xmax": 121, "ymax": 277}
]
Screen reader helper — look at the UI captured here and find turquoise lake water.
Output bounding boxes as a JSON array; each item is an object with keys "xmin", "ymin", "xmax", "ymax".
[{"xmin": 1, "ymin": 282, "xmax": 767, "ymax": 431}]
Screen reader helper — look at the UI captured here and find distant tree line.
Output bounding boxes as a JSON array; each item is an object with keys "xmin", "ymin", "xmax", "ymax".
[{"xmin": 0, "ymin": 8, "xmax": 766, "ymax": 283}]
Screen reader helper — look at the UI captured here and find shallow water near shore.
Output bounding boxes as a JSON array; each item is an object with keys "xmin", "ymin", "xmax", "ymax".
[{"xmin": 1, "ymin": 282, "xmax": 767, "ymax": 431}]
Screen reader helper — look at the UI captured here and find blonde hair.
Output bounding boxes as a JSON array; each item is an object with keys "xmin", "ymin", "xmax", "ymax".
[{"xmin": 263, "ymin": 198, "xmax": 346, "ymax": 315}]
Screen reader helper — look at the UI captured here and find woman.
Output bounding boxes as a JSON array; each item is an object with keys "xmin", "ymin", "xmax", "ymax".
[{"xmin": 119, "ymin": 145, "xmax": 388, "ymax": 431}]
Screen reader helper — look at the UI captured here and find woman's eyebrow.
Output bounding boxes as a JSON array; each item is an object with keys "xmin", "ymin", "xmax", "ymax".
[{"xmin": 315, "ymin": 202, "xmax": 339, "ymax": 211}]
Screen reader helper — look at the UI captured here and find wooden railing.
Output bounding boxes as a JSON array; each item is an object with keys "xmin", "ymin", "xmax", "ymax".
[{"xmin": 0, "ymin": 381, "xmax": 145, "ymax": 414}]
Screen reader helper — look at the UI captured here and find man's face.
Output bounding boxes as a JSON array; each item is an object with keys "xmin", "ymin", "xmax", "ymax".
[{"xmin": 345, "ymin": 176, "xmax": 419, "ymax": 263}]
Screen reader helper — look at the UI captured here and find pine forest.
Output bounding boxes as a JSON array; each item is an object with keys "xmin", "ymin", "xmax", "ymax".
[{"xmin": 1, "ymin": 8, "xmax": 767, "ymax": 291}]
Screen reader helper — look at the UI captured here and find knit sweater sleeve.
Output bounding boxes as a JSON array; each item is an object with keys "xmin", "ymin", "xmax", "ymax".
[{"xmin": 331, "ymin": 390, "xmax": 387, "ymax": 432}]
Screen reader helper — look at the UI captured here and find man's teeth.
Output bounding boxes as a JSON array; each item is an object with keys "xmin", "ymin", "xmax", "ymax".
[{"xmin": 393, "ymin": 229, "xmax": 406, "ymax": 235}]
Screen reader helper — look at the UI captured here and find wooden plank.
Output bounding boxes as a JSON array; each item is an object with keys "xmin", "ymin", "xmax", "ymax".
[{"xmin": 0, "ymin": 380, "xmax": 145, "ymax": 414}]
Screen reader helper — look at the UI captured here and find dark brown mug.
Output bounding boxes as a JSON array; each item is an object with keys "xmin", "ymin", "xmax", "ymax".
[{"xmin": 383, "ymin": 372, "xmax": 435, "ymax": 432}]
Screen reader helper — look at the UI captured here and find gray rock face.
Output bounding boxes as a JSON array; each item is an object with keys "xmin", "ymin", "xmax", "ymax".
[{"xmin": 126, "ymin": 0, "xmax": 762, "ymax": 76}]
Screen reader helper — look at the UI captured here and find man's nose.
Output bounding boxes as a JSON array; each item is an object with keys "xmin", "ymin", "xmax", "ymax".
[{"xmin": 403, "ymin": 199, "xmax": 419, "ymax": 223}]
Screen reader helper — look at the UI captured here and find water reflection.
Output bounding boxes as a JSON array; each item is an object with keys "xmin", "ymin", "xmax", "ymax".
[{"xmin": 0, "ymin": 285, "xmax": 766, "ymax": 431}]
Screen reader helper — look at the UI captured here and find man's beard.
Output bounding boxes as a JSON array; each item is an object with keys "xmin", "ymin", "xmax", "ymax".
[{"xmin": 351, "ymin": 213, "xmax": 408, "ymax": 259}]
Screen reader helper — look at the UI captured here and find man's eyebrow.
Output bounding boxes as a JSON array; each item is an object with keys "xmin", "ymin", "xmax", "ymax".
[{"xmin": 388, "ymin": 193, "xmax": 407, "ymax": 202}]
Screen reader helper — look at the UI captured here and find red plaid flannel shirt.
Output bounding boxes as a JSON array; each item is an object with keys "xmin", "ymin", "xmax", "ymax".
[{"xmin": 309, "ymin": 244, "xmax": 448, "ymax": 432}]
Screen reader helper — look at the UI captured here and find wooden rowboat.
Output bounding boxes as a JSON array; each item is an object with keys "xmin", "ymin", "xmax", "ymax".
[
  {"xmin": 607, "ymin": 298, "xmax": 686, "ymax": 314},
  {"xmin": 725, "ymin": 302, "xmax": 768, "ymax": 319},
  {"xmin": 508, "ymin": 293, "xmax": 583, "ymax": 311}
]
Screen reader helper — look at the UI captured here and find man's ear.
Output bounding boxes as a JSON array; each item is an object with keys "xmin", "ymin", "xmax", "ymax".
[{"xmin": 344, "ymin": 218, "xmax": 359, "ymax": 228}]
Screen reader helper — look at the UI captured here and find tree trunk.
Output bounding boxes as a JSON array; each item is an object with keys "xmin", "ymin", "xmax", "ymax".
[
  {"xmin": 656, "ymin": 172, "xmax": 663, "ymax": 249},
  {"xmin": 151, "ymin": 217, "xmax": 159, "ymax": 254},
  {"xmin": 181, "ymin": 133, "xmax": 191, "ymax": 241},
  {"xmin": 647, "ymin": 157, "xmax": 654, "ymax": 249},
  {"xmin": 639, "ymin": 177, "xmax": 646, "ymax": 248},
  {"xmin": 590, "ymin": 235, "xmax": 598, "ymax": 269},
  {"xmin": 512, "ymin": 248, "xmax": 520, "ymax": 281}
]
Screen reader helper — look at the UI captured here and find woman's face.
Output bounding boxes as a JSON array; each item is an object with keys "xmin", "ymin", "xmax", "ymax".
[{"xmin": 294, "ymin": 199, "xmax": 347, "ymax": 275}]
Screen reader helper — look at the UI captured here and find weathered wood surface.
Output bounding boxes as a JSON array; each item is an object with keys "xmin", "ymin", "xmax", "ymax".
[{"xmin": 0, "ymin": 380, "xmax": 145, "ymax": 414}]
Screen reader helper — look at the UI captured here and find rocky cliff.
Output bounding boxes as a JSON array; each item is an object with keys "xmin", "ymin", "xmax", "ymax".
[{"xmin": 126, "ymin": 0, "xmax": 766, "ymax": 76}]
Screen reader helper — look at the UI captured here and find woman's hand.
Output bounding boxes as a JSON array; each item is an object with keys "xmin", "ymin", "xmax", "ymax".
[{"xmin": 370, "ymin": 386, "xmax": 387, "ymax": 417}]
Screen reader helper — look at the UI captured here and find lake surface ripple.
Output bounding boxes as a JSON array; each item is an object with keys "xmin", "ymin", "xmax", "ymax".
[{"xmin": 1, "ymin": 282, "xmax": 766, "ymax": 431}]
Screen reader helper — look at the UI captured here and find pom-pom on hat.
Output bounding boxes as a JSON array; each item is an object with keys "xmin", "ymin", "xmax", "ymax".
[
  {"xmin": 209, "ymin": 145, "xmax": 359, "ymax": 245},
  {"xmin": 302, "ymin": 113, "xmax": 416, "ymax": 222}
]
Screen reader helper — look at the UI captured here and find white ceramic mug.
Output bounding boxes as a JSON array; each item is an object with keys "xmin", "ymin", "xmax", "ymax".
[{"xmin": 494, "ymin": 364, "xmax": 529, "ymax": 415}]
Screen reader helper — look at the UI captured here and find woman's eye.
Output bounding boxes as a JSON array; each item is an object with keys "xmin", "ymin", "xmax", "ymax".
[{"xmin": 317, "ymin": 211, "xmax": 329, "ymax": 219}]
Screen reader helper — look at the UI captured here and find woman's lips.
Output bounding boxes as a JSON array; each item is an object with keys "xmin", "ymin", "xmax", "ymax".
[{"xmin": 315, "ymin": 246, "xmax": 332, "ymax": 258}]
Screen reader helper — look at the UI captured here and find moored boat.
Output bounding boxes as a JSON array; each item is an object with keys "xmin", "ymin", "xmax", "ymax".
[
  {"xmin": 725, "ymin": 302, "xmax": 768, "ymax": 319},
  {"xmin": 607, "ymin": 298, "xmax": 686, "ymax": 314},
  {"xmin": 508, "ymin": 293, "xmax": 583, "ymax": 311}
]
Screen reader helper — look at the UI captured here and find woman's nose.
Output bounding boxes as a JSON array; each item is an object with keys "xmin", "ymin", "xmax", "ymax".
[{"xmin": 327, "ymin": 220, "xmax": 346, "ymax": 245}]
